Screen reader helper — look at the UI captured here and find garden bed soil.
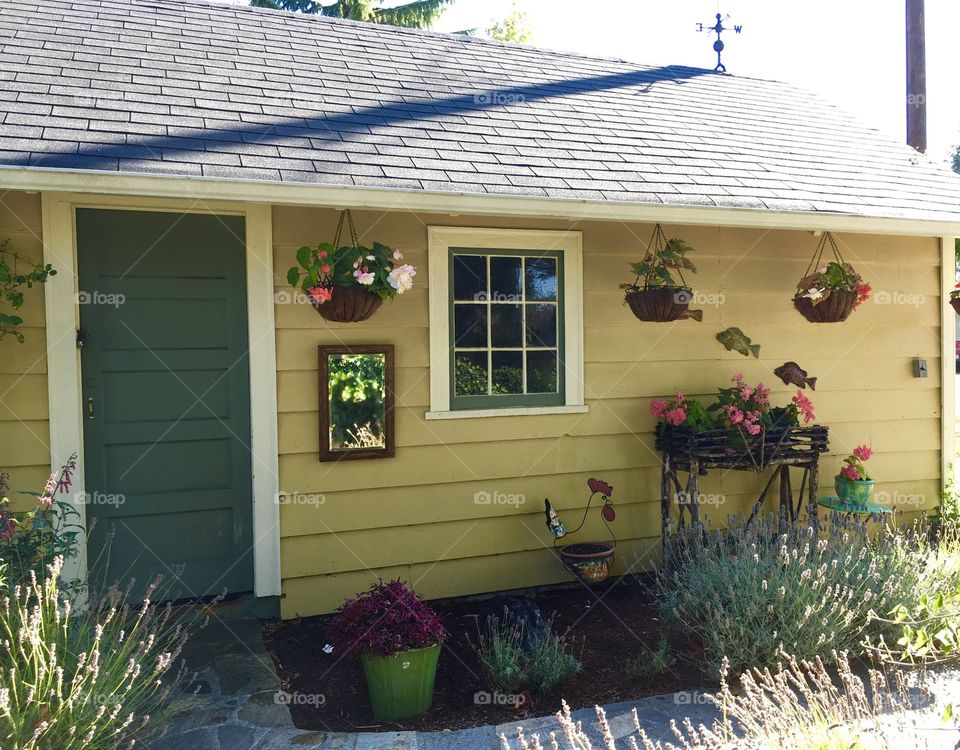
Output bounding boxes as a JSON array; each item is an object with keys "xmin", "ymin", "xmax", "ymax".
[{"xmin": 264, "ymin": 578, "xmax": 712, "ymax": 733}]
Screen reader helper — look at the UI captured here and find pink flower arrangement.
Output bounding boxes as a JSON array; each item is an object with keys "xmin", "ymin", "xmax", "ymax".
[
  {"xmin": 650, "ymin": 393, "xmax": 692, "ymax": 427},
  {"xmin": 650, "ymin": 373, "xmax": 817, "ymax": 435},
  {"xmin": 288, "ymin": 237, "xmax": 415, "ymax": 304},
  {"xmin": 838, "ymin": 444, "xmax": 872, "ymax": 482}
]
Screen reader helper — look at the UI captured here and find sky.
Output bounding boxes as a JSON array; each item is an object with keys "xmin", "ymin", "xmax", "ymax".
[{"xmin": 429, "ymin": 0, "xmax": 960, "ymax": 163}]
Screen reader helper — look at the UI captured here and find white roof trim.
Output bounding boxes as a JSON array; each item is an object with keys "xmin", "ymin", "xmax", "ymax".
[{"xmin": 4, "ymin": 165, "xmax": 960, "ymax": 237}]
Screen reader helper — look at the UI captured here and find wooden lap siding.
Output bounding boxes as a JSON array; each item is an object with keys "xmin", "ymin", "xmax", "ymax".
[
  {"xmin": 0, "ymin": 191, "xmax": 943, "ymax": 616},
  {"xmin": 274, "ymin": 206, "xmax": 943, "ymax": 618},
  {"xmin": 0, "ymin": 192, "xmax": 51, "ymax": 503}
]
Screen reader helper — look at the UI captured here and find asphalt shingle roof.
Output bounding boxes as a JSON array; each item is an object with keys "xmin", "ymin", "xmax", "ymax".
[{"xmin": 2, "ymin": 0, "xmax": 960, "ymax": 221}]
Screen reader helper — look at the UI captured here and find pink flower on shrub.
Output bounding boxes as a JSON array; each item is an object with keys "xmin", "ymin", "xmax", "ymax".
[
  {"xmin": 840, "ymin": 464, "xmax": 861, "ymax": 481},
  {"xmin": 754, "ymin": 383, "xmax": 771, "ymax": 405},
  {"xmin": 320, "ymin": 264, "xmax": 331, "ymax": 274},
  {"xmin": 317, "ymin": 249, "xmax": 328, "ymax": 259},
  {"xmin": 745, "ymin": 422, "xmax": 762, "ymax": 436},
  {"xmin": 853, "ymin": 444, "xmax": 873, "ymax": 461},
  {"xmin": 791, "ymin": 391, "xmax": 816, "ymax": 423},
  {"xmin": 354, "ymin": 269, "xmax": 375, "ymax": 285},
  {"xmin": 675, "ymin": 392, "xmax": 685, "ymax": 404},
  {"xmin": 665, "ymin": 408, "xmax": 687, "ymax": 426},
  {"xmin": 725, "ymin": 406, "xmax": 744, "ymax": 425},
  {"xmin": 650, "ymin": 399, "xmax": 669, "ymax": 419}
]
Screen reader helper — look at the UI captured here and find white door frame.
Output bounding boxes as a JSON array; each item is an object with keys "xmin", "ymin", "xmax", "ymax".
[{"xmin": 40, "ymin": 192, "xmax": 281, "ymax": 599}]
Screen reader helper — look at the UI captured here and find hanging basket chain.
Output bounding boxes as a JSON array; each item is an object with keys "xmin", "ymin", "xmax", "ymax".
[
  {"xmin": 801, "ymin": 232, "xmax": 847, "ymax": 280},
  {"xmin": 638, "ymin": 223, "xmax": 687, "ymax": 289},
  {"xmin": 332, "ymin": 209, "xmax": 360, "ymax": 248}
]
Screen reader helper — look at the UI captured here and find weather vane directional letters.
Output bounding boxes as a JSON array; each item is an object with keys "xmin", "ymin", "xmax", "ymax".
[{"xmin": 696, "ymin": 12, "xmax": 742, "ymax": 73}]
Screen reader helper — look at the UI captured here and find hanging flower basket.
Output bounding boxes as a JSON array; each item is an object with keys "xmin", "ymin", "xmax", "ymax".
[
  {"xmin": 621, "ymin": 224, "xmax": 702, "ymax": 323},
  {"xmin": 287, "ymin": 209, "xmax": 415, "ymax": 325},
  {"xmin": 793, "ymin": 232, "xmax": 870, "ymax": 323},
  {"xmin": 949, "ymin": 284, "xmax": 960, "ymax": 315},
  {"xmin": 625, "ymin": 287, "xmax": 702, "ymax": 322},
  {"xmin": 793, "ymin": 290, "xmax": 858, "ymax": 323},
  {"xmin": 308, "ymin": 285, "xmax": 383, "ymax": 323}
]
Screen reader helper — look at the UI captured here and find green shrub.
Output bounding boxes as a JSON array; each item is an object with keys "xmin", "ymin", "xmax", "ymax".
[
  {"xmin": 473, "ymin": 609, "xmax": 580, "ymax": 694},
  {"xmin": 658, "ymin": 515, "xmax": 925, "ymax": 673},
  {"xmin": 626, "ymin": 637, "xmax": 675, "ymax": 680},
  {"xmin": 874, "ymin": 521, "xmax": 960, "ymax": 666},
  {"xmin": 0, "ymin": 556, "xmax": 202, "ymax": 749}
]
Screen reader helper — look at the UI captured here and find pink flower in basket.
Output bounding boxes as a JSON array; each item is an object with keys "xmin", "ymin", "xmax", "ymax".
[{"xmin": 307, "ymin": 286, "xmax": 333, "ymax": 305}]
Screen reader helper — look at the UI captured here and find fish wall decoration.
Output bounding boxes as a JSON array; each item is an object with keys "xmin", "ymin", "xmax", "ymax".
[
  {"xmin": 774, "ymin": 361, "xmax": 817, "ymax": 390},
  {"xmin": 716, "ymin": 327, "xmax": 761, "ymax": 358}
]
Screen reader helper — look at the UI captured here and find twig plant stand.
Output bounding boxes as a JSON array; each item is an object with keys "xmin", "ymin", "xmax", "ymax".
[{"xmin": 656, "ymin": 424, "xmax": 829, "ymax": 568}]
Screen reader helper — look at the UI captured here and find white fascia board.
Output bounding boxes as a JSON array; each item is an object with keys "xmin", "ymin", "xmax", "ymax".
[{"xmin": 5, "ymin": 166, "xmax": 960, "ymax": 237}]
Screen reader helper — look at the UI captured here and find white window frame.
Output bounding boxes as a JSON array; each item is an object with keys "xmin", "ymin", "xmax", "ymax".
[{"xmin": 426, "ymin": 226, "xmax": 586, "ymax": 420}]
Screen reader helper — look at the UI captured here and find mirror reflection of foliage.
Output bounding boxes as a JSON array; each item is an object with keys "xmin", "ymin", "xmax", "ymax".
[{"xmin": 329, "ymin": 355, "xmax": 386, "ymax": 449}]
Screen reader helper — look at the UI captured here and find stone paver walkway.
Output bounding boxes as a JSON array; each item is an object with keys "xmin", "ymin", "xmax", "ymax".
[{"xmin": 148, "ymin": 618, "xmax": 960, "ymax": 750}]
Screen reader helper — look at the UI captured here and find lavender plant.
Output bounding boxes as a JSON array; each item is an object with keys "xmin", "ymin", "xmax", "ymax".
[
  {"xmin": 658, "ymin": 515, "xmax": 925, "ymax": 673},
  {"xmin": 473, "ymin": 610, "xmax": 581, "ymax": 695},
  {"xmin": 0, "ymin": 557, "xmax": 203, "ymax": 749},
  {"xmin": 500, "ymin": 654, "xmax": 943, "ymax": 750}
]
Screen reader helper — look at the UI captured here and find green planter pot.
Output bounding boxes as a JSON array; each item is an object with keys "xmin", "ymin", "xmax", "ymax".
[
  {"xmin": 834, "ymin": 476, "xmax": 875, "ymax": 507},
  {"xmin": 360, "ymin": 643, "xmax": 441, "ymax": 720}
]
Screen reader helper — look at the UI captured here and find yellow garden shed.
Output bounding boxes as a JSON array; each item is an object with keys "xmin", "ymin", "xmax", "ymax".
[{"xmin": 1, "ymin": 0, "xmax": 959, "ymax": 618}]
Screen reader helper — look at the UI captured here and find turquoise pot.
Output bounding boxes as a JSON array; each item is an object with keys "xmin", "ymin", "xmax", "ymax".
[{"xmin": 835, "ymin": 476, "xmax": 874, "ymax": 507}]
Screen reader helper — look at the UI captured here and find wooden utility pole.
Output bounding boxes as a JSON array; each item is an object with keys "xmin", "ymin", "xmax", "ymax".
[{"xmin": 906, "ymin": 0, "xmax": 927, "ymax": 153}]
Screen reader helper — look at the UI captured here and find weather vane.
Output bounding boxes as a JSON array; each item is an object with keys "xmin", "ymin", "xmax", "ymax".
[{"xmin": 696, "ymin": 12, "xmax": 742, "ymax": 73}]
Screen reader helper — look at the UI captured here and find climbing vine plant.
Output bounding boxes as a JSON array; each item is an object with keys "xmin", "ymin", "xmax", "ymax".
[{"xmin": 0, "ymin": 240, "xmax": 56, "ymax": 343}]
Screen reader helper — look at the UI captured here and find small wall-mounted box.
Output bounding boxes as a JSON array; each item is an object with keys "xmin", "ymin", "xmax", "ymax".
[{"xmin": 913, "ymin": 359, "xmax": 928, "ymax": 378}]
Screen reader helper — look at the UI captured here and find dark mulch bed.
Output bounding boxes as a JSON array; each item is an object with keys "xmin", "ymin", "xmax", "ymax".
[{"xmin": 264, "ymin": 577, "xmax": 712, "ymax": 733}]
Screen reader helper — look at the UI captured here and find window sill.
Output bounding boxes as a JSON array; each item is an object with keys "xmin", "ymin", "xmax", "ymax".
[{"xmin": 425, "ymin": 404, "xmax": 589, "ymax": 420}]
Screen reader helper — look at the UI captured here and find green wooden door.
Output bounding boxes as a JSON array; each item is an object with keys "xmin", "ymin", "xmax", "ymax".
[{"xmin": 77, "ymin": 209, "xmax": 254, "ymax": 601}]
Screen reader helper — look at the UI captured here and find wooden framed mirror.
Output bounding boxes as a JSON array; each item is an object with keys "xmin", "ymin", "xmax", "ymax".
[{"xmin": 318, "ymin": 345, "xmax": 395, "ymax": 462}]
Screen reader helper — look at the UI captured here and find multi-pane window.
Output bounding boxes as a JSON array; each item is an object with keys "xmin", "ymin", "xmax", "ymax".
[{"xmin": 449, "ymin": 249, "xmax": 564, "ymax": 409}]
